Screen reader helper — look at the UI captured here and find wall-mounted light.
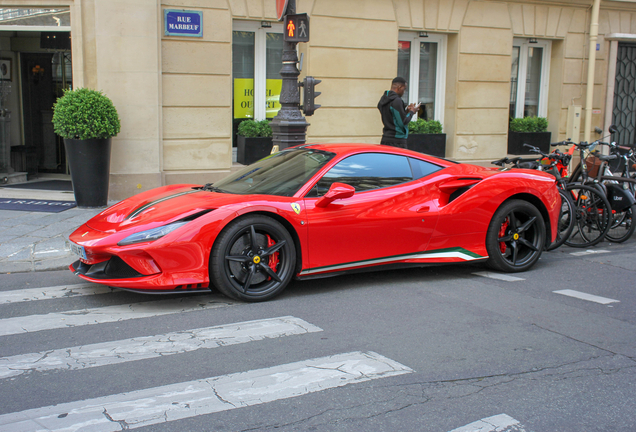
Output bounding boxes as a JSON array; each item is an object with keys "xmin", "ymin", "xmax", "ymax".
[
  {"xmin": 528, "ymin": 38, "xmax": 538, "ymax": 44},
  {"xmin": 261, "ymin": 21, "xmax": 272, "ymax": 28},
  {"xmin": 419, "ymin": 31, "xmax": 428, "ymax": 38}
]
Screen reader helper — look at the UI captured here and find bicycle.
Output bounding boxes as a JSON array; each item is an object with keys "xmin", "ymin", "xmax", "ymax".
[{"xmin": 563, "ymin": 130, "xmax": 636, "ymax": 243}]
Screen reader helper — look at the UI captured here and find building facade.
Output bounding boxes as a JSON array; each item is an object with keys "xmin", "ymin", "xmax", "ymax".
[{"xmin": 0, "ymin": 0, "xmax": 635, "ymax": 200}]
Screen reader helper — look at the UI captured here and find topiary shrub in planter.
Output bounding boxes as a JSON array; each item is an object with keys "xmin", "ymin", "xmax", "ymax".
[
  {"xmin": 237, "ymin": 119, "xmax": 274, "ymax": 165},
  {"xmin": 406, "ymin": 119, "xmax": 446, "ymax": 158},
  {"xmin": 52, "ymin": 88, "xmax": 121, "ymax": 208},
  {"xmin": 508, "ymin": 116, "xmax": 551, "ymax": 155}
]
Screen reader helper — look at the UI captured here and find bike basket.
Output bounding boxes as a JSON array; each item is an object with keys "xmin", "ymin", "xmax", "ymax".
[{"xmin": 585, "ymin": 155, "xmax": 602, "ymax": 177}]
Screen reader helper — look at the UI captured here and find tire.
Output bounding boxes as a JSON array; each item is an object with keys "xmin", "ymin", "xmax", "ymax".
[
  {"xmin": 606, "ymin": 203, "xmax": 636, "ymax": 243},
  {"xmin": 210, "ymin": 215, "xmax": 296, "ymax": 302},
  {"xmin": 563, "ymin": 184, "xmax": 612, "ymax": 248},
  {"xmin": 485, "ymin": 199, "xmax": 546, "ymax": 272},
  {"xmin": 547, "ymin": 188, "xmax": 576, "ymax": 251}
]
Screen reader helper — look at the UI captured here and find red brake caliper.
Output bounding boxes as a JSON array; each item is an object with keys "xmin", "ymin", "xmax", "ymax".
[
  {"xmin": 266, "ymin": 235, "xmax": 279, "ymax": 279},
  {"xmin": 499, "ymin": 218, "xmax": 509, "ymax": 254}
]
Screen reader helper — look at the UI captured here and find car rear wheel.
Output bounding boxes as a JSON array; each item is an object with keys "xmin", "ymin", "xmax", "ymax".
[
  {"xmin": 485, "ymin": 199, "xmax": 546, "ymax": 272},
  {"xmin": 210, "ymin": 215, "xmax": 296, "ymax": 302}
]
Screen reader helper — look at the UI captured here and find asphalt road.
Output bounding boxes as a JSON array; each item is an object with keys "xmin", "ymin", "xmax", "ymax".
[{"xmin": 1, "ymin": 240, "xmax": 635, "ymax": 432}]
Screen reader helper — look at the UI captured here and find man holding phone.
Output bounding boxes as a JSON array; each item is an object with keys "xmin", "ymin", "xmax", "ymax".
[{"xmin": 377, "ymin": 77, "xmax": 420, "ymax": 148}]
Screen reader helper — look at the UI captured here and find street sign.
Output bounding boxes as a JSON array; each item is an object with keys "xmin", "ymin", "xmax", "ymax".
[
  {"xmin": 276, "ymin": 0, "xmax": 289, "ymax": 21},
  {"xmin": 164, "ymin": 10, "xmax": 203, "ymax": 37},
  {"xmin": 284, "ymin": 13, "xmax": 309, "ymax": 43}
]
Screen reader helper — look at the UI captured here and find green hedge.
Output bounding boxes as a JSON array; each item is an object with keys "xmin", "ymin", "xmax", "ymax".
[
  {"xmin": 509, "ymin": 116, "xmax": 548, "ymax": 133},
  {"xmin": 408, "ymin": 118, "xmax": 443, "ymax": 134},
  {"xmin": 52, "ymin": 88, "xmax": 121, "ymax": 140},
  {"xmin": 238, "ymin": 119, "xmax": 273, "ymax": 138}
]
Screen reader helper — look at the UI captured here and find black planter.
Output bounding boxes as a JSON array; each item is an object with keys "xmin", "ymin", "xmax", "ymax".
[
  {"xmin": 507, "ymin": 131, "xmax": 551, "ymax": 155},
  {"xmin": 406, "ymin": 133, "xmax": 446, "ymax": 158},
  {"xmin": 237, "ymin": 136, "xmax": 274, "ymax": 165},
  {"xmin": 64, "ymin": 138, "xmax": 112, "ymax": 208}
]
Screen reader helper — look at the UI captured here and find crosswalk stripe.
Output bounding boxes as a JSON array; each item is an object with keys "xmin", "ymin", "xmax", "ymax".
[
  {"xmin": 448, "ymin": 414, "xmax": 524, "ymax": 432},
  {"xmin": 569, "ymin": 249, "xmax": 610, "ymax": 256},
  {"xmin": 0, "ymin": 351, "xmax": 412, "ymax": 432},
  {"xmin": 0, "ymin": 284, "xmax": 112, "ymax": 304},
  {"xmin": 0, "ymin": 297, "xmax": 233, "ymax": 337},
  {"xmin": 472, "ymin": 271, "xmax": 525, "ymax": 282},
  {"xmin": 553, "ymin": 289, "xmax": 619, "ymax": 305},
  {"xmin": 0, "ymin": 316, "xmax": 322, "ymax": 380}
]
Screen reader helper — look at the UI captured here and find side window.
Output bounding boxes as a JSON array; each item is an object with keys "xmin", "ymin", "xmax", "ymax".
[
  {"xmin": 409, "ymin": 157, "xmax": 442, "ymax": 179},
  {"xmin": 308, "ymin": 153, "xmax": 413, "ymax": 197}
]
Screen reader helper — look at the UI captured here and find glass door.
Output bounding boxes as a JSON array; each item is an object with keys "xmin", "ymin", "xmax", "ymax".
[
  {"xmin": 397, "ymin": 32, "xmax": 446, "ymax": 124},
  {"xmin": 232, "ymin": 21, "xmax": 283, "ymax": 148},
  {"xmin": 510, "ymin": 38, "xmax": 551, "ymax": 118}
]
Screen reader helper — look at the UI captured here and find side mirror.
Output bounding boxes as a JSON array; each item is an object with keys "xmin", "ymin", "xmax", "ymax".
[
  {"xmin": 608, "ymin": 124, "xmax": 618, "ymax": 134},
  {"xmin": 315, "ymin": 182, "xmax": 355, "ymax": 208}
]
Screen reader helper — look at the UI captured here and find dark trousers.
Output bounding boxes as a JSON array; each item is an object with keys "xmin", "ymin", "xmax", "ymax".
[{"xmin": 380, "ymin": 136, "xmax": 407, "ymax": 148}]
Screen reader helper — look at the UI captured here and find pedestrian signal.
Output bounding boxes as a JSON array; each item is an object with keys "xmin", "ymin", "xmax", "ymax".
[{"xmin": 284, "ymin": 13, "xmax": 309, "ymax": 42}]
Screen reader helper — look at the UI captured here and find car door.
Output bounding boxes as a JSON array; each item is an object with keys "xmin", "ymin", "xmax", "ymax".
[{"xmin": 302, "ymin": 153, "xmax": 441, "ymax": 274}]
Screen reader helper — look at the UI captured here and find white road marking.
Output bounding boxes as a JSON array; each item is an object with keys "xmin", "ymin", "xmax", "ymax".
[
  {"xmin": 570, "ymin": 249, "xmax": 610, "ymax": 256},
  {"xmin": 0, "ymin": 297, "xmax": 233, "ymax": 337},
  {"xmin": 0, "ymin": 316, "xmax": 322, "ymax": 379},
  {"xmin": 33, "ymin": 249, "xmax": 62, "ymax": 255},
  {"xmin": 0, "ymin": 284, "xmax": 112, "ymax": 304},
  {"xmin": 448, "ymin": 414, "xmax": 525, "ymax": 432},
  {"xmin": 0, "ymin": 351, "xmax": 412, "ymax": 432},
  {"xmin": 472, "ymin": 271, "xmax": 525, "ymax": 282},
  {"xmin": 553, "ymin": 289, "xmax": 620, "ymax": 305}
]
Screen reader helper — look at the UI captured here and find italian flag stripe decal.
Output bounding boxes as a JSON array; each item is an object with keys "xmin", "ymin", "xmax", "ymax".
[{"xmin": 300, "ymin": 247, "xmax": 486, "ymax": 276}]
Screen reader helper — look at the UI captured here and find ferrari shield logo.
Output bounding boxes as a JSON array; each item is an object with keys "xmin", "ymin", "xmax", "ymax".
[{"xmin": 291, "ymin": 203, "xmax": 301, "ymax": 214}]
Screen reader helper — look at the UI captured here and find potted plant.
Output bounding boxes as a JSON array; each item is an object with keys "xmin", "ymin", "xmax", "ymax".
[
  {"xmin": 52, "ymin": 88, "xmax": 120, "ymax": 208},
  {"xmin": 508, "ymin": 116, "xmax": 551, "ymax": 155},
  {"xmin": 237, "ymin": 119, "xmax": 274, "ymax": 165},
  {"xmin": 406, "ymin": 118, "xmax": 445, "ymax": 158}
]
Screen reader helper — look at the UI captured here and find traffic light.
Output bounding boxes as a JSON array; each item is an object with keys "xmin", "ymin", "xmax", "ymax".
[
  {"xmin": 302, "ymin": 76, "xmax": 321, "ymax": 116},
  {"xmin": 284, "ymin": 13, "xmax": 309, "ymax": 42}
]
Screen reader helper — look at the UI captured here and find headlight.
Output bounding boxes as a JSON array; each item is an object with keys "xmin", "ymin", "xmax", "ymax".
[{"xmin": 118, "ymin": 222, "xmax": 188, "ymax": 246}]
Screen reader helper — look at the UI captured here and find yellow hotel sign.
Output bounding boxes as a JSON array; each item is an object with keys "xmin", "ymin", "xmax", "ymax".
[{"xmin": 234, "ymin": 79, "xmax": 282, "ymax": 119}]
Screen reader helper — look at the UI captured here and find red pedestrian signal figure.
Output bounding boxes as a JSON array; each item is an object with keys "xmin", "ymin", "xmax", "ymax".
[
  {"xmin": 287, "ymin": 20, "xmax": 295, "ymax": 37},
  {"xmin": 284, "ymin": 14, "xmax": 309, "ymax": 42}
]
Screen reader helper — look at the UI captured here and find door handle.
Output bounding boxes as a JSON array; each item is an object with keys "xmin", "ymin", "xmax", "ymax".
[{"xmin": 416, "ymin": 205, "xmax": 430, "ymax": 213}]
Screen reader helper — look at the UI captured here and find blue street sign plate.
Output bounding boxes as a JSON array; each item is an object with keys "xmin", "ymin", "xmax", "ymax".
[{"xmin": 164, "ymin": 9, "xmax": 203, "ymax": 37}]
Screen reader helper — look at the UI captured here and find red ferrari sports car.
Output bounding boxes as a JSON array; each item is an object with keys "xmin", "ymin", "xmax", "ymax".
[{"xmin": 69, "ymin": 144, "xmax": 560, "ymax": 301}]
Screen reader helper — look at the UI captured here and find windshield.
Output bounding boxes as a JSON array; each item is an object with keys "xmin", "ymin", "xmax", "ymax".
[{"xmin": 211, "ymin": 148, "xmax": 336, "ymax": 196}]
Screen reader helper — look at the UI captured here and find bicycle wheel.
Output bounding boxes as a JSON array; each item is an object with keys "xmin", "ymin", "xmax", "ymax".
[
  {"xmin": 547, "ymin": 188, "xmax": 575, "ymax": 251},
  {"xmin": 564, "ymin": 184, "xmax": 612, "ymax": 248},
  {"xmin": 605, "ymin": 204, "xmax": 636, "ymax": 242}
]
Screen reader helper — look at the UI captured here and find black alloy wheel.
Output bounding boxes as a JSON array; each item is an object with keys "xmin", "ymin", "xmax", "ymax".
[
  {"xmin": 486, "ymin": 199, "xmax": 546, "ymax": 272},
  {"xmin": 210, "ymin": 215, "xmax": 296, "ymax": 302}
]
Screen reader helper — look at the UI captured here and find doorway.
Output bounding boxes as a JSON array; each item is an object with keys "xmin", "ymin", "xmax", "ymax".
[
  {"xmin": 20, "ymin": 50, "xmax": 71, "ymax": 176},
  {"xmin": 612, "ymin": 43, "xmax": 636, "ymax": 145}
]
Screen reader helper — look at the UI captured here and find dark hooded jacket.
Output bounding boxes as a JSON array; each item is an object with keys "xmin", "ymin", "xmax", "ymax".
[{"xmin": 377, "ymin": 90, "xmax": 414, "ymax": 143}]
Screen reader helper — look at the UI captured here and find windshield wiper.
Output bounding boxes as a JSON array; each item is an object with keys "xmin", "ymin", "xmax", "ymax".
[{"xmin": 201, "ymin": 183, "xmax": 228, "ymax": 193}]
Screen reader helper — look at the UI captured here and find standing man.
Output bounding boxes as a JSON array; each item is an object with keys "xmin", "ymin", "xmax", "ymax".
[{"xmin": 377, "ymin": 77, "xmax": 420, "ymax": 147}]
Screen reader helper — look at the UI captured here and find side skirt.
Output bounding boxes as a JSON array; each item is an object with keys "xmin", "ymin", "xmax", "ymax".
[
  {"xmin": 297, "ymin": 247, "xmax": 487, "ymax": 280},
  {"xmin": 295, "ymin": 259, "xmax": 488, "ymax": 281}
]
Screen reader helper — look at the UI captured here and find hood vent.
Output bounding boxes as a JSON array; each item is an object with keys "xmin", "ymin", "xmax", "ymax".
[{"xmin": 127, "ymin": 190, "xmax": 201, "ymax": 220}]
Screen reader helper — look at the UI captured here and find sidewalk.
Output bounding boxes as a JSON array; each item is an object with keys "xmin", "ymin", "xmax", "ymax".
[{"xmin": 0, "ymin": 187, "xmax": 115, "ymax": 273}]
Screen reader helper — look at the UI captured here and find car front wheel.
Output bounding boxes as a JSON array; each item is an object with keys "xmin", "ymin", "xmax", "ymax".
[
  {"xmin": 210, "ymin": 215, "xmax": 296, "ymax": 302},
  {"xmin": 485, "ymin": 199, "xmax": 546, "ymax": 272}
]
